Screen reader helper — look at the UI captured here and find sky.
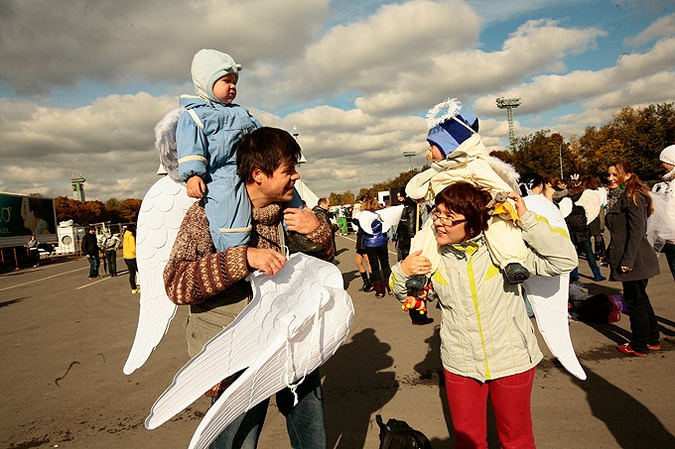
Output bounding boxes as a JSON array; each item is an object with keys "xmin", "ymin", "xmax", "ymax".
[{"xmin": 1, "ymin": 0, "xmax": 674, "ymax": 202}]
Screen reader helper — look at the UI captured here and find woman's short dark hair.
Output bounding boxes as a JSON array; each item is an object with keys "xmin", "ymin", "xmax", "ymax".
[
  {"xmin": 236, "ymin": 127, "xmax": 302, "ymax": 184},
  {"xmin": 435, "ymin": 182, "xmax": 492, "ymax": 240}
]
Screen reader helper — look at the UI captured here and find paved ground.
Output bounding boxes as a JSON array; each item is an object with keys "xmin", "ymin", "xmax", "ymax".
[{"xmin": 1, "ymin": 235, "xmax": 674, "ymax": 449}]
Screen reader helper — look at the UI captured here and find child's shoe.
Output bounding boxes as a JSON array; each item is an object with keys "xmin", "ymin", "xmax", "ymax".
[{"xmin": 504, "ymin": 263, "xmax": 530, "ymax": 284}]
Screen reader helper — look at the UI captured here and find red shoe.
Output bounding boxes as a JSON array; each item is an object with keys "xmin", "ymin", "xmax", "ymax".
[
  {"xmin": 617, "ymin": 343, "xmax": 647, "ymax": 357},
  {"xmin": 647, "ymin": 342, "xmax": 660, "ymax": 350}
]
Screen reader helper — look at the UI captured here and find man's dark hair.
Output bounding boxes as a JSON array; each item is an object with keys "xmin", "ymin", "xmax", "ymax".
[{"xmin": 237, "ymin": 127, "xmax": 302, "ymax": 184}]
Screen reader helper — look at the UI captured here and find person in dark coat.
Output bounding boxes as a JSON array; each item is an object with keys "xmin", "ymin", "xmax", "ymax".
[
  {"xmin": 605, "ymin": 161, "xmax": 660, "ymax": 357},
  {"xmin": 81, "ymin": 227, "xmax": 100, "ymax": 279}
]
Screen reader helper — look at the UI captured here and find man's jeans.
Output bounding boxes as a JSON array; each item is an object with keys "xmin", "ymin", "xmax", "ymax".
[
  {"xmin": 87, "ymin": 255, "xmax": 100, "ymax": 278},
  {"xmin": 209, "ymin": 370, "xmax": 326, "ymax": 449}
]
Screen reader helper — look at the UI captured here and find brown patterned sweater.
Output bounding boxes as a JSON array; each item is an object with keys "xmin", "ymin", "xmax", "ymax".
[{"xmin": 164, "ymin": 201, "xmax": 334, "ymax": 306}]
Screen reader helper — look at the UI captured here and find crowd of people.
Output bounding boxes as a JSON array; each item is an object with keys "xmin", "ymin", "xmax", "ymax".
[
  {"xmin": 86, "ymin": 48, "xmax": 675, "ymax": 449},
  {"xmin": 77, "ymin": 224, "xmax": 139, "ymax": 294}
]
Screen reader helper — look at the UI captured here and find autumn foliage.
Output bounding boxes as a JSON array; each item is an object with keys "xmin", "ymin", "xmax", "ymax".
[
  {"xmin": 493, "ymin": 102, "xmax": 675, "ymax": 182},
  {"xmin": 55, "ymin": 196, "xmax": 141, "ymax": 226}
]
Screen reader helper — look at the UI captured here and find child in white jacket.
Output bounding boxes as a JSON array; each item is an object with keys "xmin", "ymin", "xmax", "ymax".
[{"xmin": 405, "ymin": 99, "xmax": 529, "ymax": 283}]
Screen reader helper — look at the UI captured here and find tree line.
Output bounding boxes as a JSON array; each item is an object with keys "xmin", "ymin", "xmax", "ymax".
[
  {"xmin": 55, "ymin": 196, "xmax": 142, "ymax": 227},
  {"xmin": 330, "ymin": 102, "xmax": 675, "ymax": 204}
]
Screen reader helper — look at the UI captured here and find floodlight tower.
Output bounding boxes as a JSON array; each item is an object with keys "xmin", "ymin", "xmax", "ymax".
[
  {"xmin": 496, "ymin": 97, "xmax": 521, "ymax": 151},
  {"xmin": 403, "ymin": 151, "xmax": 416, "ymax": 171},
  {"xmin": 71, "ymin": 174, "xmax": 86, "ymax": 202}
]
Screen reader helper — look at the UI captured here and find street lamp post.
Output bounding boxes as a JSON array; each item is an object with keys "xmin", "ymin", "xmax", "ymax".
[{"xmin": 558, "ymin": 142, "xmax": 564, "ymax": 181}]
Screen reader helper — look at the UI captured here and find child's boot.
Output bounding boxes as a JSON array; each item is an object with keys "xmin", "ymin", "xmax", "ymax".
[{"xmin": 504, "ymin": 262, "xmax": 530, "ymax": 284}]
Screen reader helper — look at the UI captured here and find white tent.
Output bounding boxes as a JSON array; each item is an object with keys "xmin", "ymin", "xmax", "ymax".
[{"xmin": 295, "ymin": 178, "xmax": 320, "ymax": 209}]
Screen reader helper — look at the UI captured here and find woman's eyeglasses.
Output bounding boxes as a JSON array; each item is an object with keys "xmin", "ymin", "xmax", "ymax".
[{"xmin": 431, "ymin": 213, "xmax": 467, "ymax": 228}]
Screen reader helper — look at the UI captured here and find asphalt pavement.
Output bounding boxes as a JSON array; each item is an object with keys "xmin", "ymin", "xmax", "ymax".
[{"xmin": 1, "ymin": 235, "xmax": 674, "ymax": 448}]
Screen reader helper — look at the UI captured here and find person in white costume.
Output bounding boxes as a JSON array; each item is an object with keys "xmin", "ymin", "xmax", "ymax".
[
  {"xmin": 406, "ymin": 98, "xmax": 529, "ymax": 283},
  {"xmin": 651, "ymin": 144, "xmax": 675, "ymax": 281}
]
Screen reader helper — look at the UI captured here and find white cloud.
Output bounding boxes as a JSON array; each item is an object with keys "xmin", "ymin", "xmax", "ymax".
[
  {"xmin": 624, "ymin": 12, "xmax": 675, "ymax": 46},
  {"xmin": 1, "ymin": 0, "xmax": 674, "ymax": 201},
  {"xmin": 0, "ymin": 0, "xmax": 329, "ymax": 94}
]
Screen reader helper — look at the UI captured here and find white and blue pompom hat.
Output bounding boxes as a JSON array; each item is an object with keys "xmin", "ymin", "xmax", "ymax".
[
  {"xmin": 426, "ymin": 98, "xmax": 479, "ymax": 158},
  {"xmin": 191, "ymin": 49, "xmax": 242, "ymax": 103}
]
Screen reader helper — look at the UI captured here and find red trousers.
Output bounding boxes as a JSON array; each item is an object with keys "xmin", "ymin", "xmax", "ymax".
[{"xmin": 444, "ymin": 367, "xmax": 536, "ymax": 449}]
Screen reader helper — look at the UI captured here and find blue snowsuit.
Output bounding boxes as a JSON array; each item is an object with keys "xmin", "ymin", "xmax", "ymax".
[{"xmin": 177, "ymin": 95, "xmax": 262, "ymax": 251}]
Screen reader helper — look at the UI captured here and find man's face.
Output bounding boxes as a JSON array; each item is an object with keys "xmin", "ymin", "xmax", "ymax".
[
  {"xmin": 259, "ymin": 162, "xmax": 299, "ymax": 203},
  {"xmin": 662, "ymin": 161, "xmax": 674, "ymax": 175}
]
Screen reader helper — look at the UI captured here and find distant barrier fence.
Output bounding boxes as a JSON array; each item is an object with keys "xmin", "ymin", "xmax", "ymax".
[{"xmin": 0, "ymin": 235, "xmax": 77, "ymax": 272}]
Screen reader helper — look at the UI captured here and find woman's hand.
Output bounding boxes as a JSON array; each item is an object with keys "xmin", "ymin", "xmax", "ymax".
[
  {"xmin": 507, "ymin": 191, "xmax": 527, "ymax": 216},
  {"xmin": 400, "ymin": 250, "xmax": 432, "ymax": 276},
  {"xmin": 246, "ymin": 247, "xmax": 287, "ymax": 275},
  {"xmin": 620, "ymin": 265, "xmax": 633, "ymax": 273}
]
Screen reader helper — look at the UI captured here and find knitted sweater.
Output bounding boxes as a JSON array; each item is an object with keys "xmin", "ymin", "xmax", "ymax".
[
  {"xmin": 163, "ymin": 201, "xmax": 333, "ymax": 396},
  {"xmin": 164, "ymin": 201, "xmax": 334, "ymax": 306}
]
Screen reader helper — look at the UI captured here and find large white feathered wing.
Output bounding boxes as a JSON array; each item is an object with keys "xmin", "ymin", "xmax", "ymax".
[
  {"xmin": 145, "ymin": 254, "xmax": 353, "ymax": 449},
  {"xmin": 523, "ymin": 195, "xmax": 586, "ymax": 381},
  {"xmin": 123, "ymin": 176, "xmax": 197, "ymax": 375},
  {"xmin": 377, "ymin": 205, "xmax": 405, "ymax": 229}
]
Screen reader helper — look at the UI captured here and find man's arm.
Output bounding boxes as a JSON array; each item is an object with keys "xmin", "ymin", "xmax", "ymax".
[
  {"xmin": 163, "ymin": 203, "xmax": 287, "ymax": 305},
  {"xmin": 163, "ymin": 203, "xmax": 251, "ymax": 305}
]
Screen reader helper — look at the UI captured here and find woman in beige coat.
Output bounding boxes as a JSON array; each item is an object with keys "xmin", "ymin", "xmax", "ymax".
[{"xmin": 390, "ymin": 181, "xmax": 577, "ymax": 448}]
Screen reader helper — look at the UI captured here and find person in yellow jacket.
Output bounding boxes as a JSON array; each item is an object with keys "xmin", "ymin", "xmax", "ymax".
[{"xmin": 122, "ymin": 225, "xmax": 139, "ymax": 294}]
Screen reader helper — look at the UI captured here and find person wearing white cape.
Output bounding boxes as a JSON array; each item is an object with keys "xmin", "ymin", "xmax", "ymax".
[
  {"xmin": 390, "ymin": 182, "xmax": 578, "ymax": 448},
  {"xmin": 650, "ymin": 145, "xmax": 675, "ymax": 280},
  {"xmin": 161, "ymin": 127, "xmax": 336, "ymax": 448}
]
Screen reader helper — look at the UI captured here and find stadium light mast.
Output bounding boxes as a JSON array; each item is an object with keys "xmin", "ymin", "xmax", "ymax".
[
  {"xmin": 496, "ymin": 97, "xmax": 521, "ymax": 151},
  {"xmin": 71, "ymin": 174, "xmax": 86, "ymax": 202},
  {"xmin": 403, "ymin": 151, "xmax": 416, "ymax": 171}
]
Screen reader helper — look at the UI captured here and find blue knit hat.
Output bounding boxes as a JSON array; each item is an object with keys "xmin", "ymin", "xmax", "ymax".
[{"xmin": 426, "ymin": 98, "xmax": 479, "ymax": 157}]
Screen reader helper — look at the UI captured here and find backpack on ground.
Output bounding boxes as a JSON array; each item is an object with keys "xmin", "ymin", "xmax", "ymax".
[
  {"xmin": 376, "ymin": 415, "xmax": 432, "ymax": 449},
  {"xmin": 572, "ymin": 293, "xmax": 621, "ymax": 324}
]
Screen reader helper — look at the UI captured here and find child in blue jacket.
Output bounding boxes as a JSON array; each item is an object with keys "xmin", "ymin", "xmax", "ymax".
[{"xmin": 177, "ymin": 49, "xmax": 302, "ymax": 252}]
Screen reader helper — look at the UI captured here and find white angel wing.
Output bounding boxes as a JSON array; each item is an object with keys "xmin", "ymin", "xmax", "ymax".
[
  {"xmin": 648, "ymin": 189, "xmax": 675, "ymax": 251},
  {"xmin": 523, "ymin": 195, "xmax": 586, "ymax": 381},
  {"xmin": 123, "ymin": 176, "xmax": 196, "ymax": 375},
  {"xmin": 155, "ymin": 106, "xmax": 184, "ymax": 183},
  {"xmin": 377, "ymin": 205, "xmax": 404, "ymax": 228},
  {"xmin": 355, "ymin": 208, "xmax": 398, "ymax": 234},
  {"xmin": 145, "ymin": 253, "xmax": 354, "ymax": 449}
]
